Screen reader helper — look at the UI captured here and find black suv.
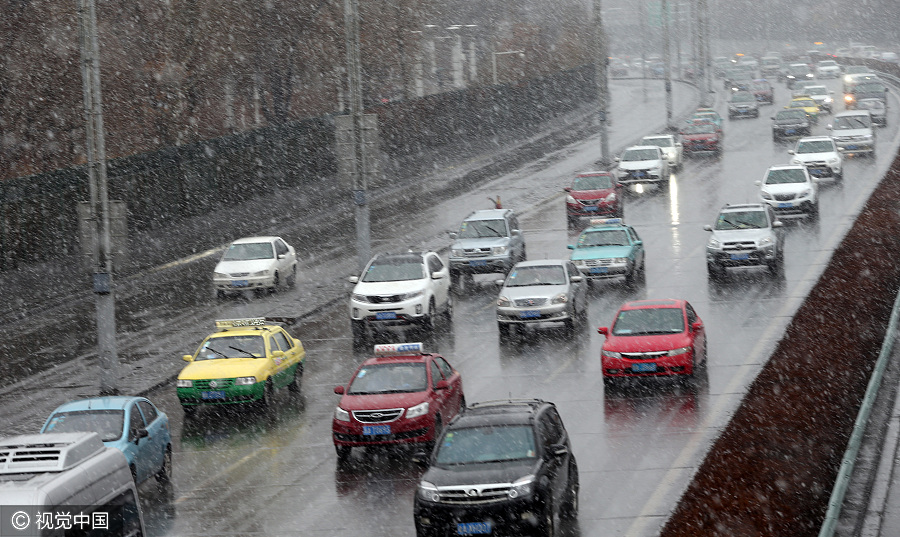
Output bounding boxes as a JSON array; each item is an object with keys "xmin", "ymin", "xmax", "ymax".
[{"xmin": 413, "ymin": 399, "xmax": 578, "ymax": 537}]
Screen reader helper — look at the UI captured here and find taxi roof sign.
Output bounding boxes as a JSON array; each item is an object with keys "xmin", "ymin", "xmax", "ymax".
[
  {"xmin": 215, "ymin": 318, "xmax": 267, "ymax": 329},
  {"xmin": 374, "ymin": 342, "xmax": 424, "ymax": 355},
  {"xmin": 589, "ymin": 218, "xmax": 624, "ymax": 226}
]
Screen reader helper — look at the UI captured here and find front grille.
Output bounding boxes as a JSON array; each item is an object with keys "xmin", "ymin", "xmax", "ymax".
[
  {"xmin": 579, "ymin": 199, "xmax": 602, "ymax": 206},
  {"xmin": 773, "ymin": 193, "xmax": 796, "ymax": 201},
  {"xmin": 229, "ymin": 272, "xmax": 250, "ymax": 277},
  {"xmin": 621, "ymin": 351, "xmax": 667, "ymax": 360},
  {"xmin": 193, "ymin": 378, "xmax": 235, "ymax": 390},
  {"xmin": 366, "ymin": 295, "xmax": 402, "ymax": 304},
  {"xmin": 463, "ymin": 248, "xmax": 492, "ymax": 258},
  {"xmin": 722, "ymin": 241, "xmax": 756, "ymax": 251},
  {"xmin": 352, "ymin": 408, "xmax": 404, "ymax": 423},
  {"xmin": 585, "ymin": 259, "xmax": 613, "ymax": 267},
  {"xmin": 436, "ymin": 484, "xmax": 513, "ymax": 505},
  {"xmin": 513, "ymin": 298, "xmax": 547, "ymax": 307},
  {"xmin": 334, "ymin": 428, "xmax": 428, "ymax": 443}
]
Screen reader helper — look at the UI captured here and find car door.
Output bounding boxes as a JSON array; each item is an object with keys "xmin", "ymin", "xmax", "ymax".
[
  {"xmin": 274, "ymin": 239, "xmax": 291, "ymax": 276},
  {"xmin": 427, "ymin": 254, "xmax": 450, "ymax": 311},
  {"xmin": 435, "ymin": 356, "xmax": 463, "ymax": 416},
  {"xmin": 136, "ymin": 399, "xmax": 166, "ymax": 475},
  {"xmin": 629, "ymin": 227, "xmax": 644, "ymax": 268},
  {"xmin": 537, "ymin": 409, "xmax": 569, "ymax": 508},
  {"xmin": 508, "ymin": 214, "xmax": 525, "ymax": 260},
  {"xmin": 268, "ymin": 331, "xmax": 293, "ymax": 388},
  {"xmin": 686, "ymin": 302, "xmax": 706, "ymax": 364},
  {"xmin": 126, "ymin": 403, "xmax": 150, "ymax": 482},
  {"xmin": 428, "ymin": 360, "xmax": 451, "ymax": 425}
]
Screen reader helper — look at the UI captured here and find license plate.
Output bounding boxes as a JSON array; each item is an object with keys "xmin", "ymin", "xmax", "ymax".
[
  {"xmin": 777, "ymin": 202, "xmax": 793, "ymax": 208},
  {"xmin": 519, "ymin": 310, "xmax": 541, "ymax": 319},
  {"xmin": 589, "ymin": 267, "xmax": 608, "ymax": 274},
  {"xmin": 632, "ymin": 363, "xmax": 657, "ymax": 373},
  {"xmin": 201, "ymin": 390, "xmax": 226, "ymax": 400},
  {"xmin": 469, "ymin": 260, "xmax": 488, "ymax": 267},
  {"xmin": 784, "ymin": 129, "xmax": 796, "ymax": 135},
  {"xmin": 583, "ymin": 206, "xmax": 598, "ymax": 212},
  {"xmin": 375, "ymin": 311, "xmax": 397, "ymax": 320},
  {"xmin": 457, "ymin": 522, "xmax": 491, "ymax": 535},
  {"xmin": 846, "ymin": 145, "xmax": 858, "ymax": 150},
  {"xmin": 809, "ymin": 168, "xmax": 827, "ymax": 176},
  {"xmin": 231, "ymin": 280, "xmax": 249, "ymax": 288},
  {"xmin": 363, "ymin": 425, "xmax": 391, "ymax": 436},
  {"xmin": 633, "ymin": 172, "xmax": 646, "ymax": 177},
  {"xmin": 730, "ymin": 253, "xmax": 750, "ymax": 261}
]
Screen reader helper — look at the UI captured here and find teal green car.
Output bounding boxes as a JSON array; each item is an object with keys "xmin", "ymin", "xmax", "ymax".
[{"xmin": 567, "ymin": 218, "xmax": 646, "ymax": 287}]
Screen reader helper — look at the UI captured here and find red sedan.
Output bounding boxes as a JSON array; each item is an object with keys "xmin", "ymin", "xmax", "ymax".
[
  {"xmin": 681, "ymin": 120, "xmax": 722, "ymax": 156},
  {"xmin": 332, "ymin": 342, "xmax": 465, "ymax": 463},
  {"xmin": 565, "ymin": 171, "xmax": 622, "ymax": 225},
  {"xmin": 598, "ymin": 299, "xmax": 707, "ymax": 383}
]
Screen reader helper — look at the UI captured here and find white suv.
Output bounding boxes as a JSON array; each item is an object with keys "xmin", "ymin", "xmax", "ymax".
[
  {"xmin": 349, "ymin": 251, "xmax": 451, "ymax": 345},
  {"xmin": 705, "ymin": 203, "xmax": 784, "ymax": 279},
  {"xmin": 640, "ymin": 134, "xmax": 683, "ymax": 169},
  {"xmin": 828, "ymin": 110, "xmax": 876, "ymax": 156},
  {"xmin": 616, "ymin": 145, "xmax": 670, "ymax": 185},
  {"xmin": 789, "ymin": 136, "xmax": 843, "ymax": 181},
  {"xmin": 756, "ymin": 164, "xmax": 819, "ymax": 219}
]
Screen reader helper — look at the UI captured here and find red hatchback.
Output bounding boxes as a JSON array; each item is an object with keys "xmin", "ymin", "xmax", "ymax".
[
  {"xmin": 598, "ymin": 299, "xmax": 706, "ymax": 383},
  {"xmin": 332, "ymin": 342, "xmax": 465, "ymax": 462},
  {"xmin": 680, "ymin": 120, "xmax": 722, "ymax": 156},
  {"xmin": 565, "ymin": 171, "xmax": 622, "ymax": 225}
]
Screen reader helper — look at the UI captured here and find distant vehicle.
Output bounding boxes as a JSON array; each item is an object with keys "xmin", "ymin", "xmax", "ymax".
[
  {"xmin": 640, "ymin": 133, "xmax": 683, "ymax": 169},
  {"xmin": 771, "ymin": 109, "xmax": 811, "ymax": 140},
  {"xmin": 0, "ymin": 433, "xmax": 147, "ymax": 536},
  {"xmin": 784, "ymin": 63, "xmax": 814, "ymax": 88},
  {"xmin": 213, "ymin": 236, "xmax": 298, "ymax": 298},
  {"xmin": 177, "ymin": 317, "xmax": 307, "ymax": 411},
  {"xmin": 724, "ymin": 69, "xmax": 753, "ymax": 91},
  {"xmin": 609, "ymin": 57, "xmax": 629, "ymax": 77},
  {"xmin": 844, "ymin": 81, "xmax": 887, "ymax": 109},
  {"xmin": 567, "ymin": 218, "xmax": 646, "ymax": 288},
  {"xmin": 680, "ymin": 121, "xmax": 722, "ymax": 156},
  {"xmin": 704, "ymin": 203, "xmax": 784, "ymax": 279},
  {"xmin": 564, "ymin": 171, "xmax": 622, "ymax": 225},
  {"xmin": 842, "ymin": 71, "xmax": 879, "ymax": 93},
  {"xmin": 41, "ymin": 396, "xmax": 172, "ymax": 485},
  {"xmin": 756, "ymin": 164, "xmax": 819, "ymax": 219},
  {"xmin": 496, "ymin": 259, "xmax": 588, "ymax": 339},
  {"xmin": 713, "ymin": 56, "xmax": 732, "ymax": 77},
  {"xmin": 448, "ymin": 208, "xmax": 526, "ymax": 285},
  {"xmin": 615, "ymin": 145, "xmax": 671, "ymax": 185},
  {"xmin": 828, "ymin": 110, "xmax": 876, "ymax": 155},
  {"xmin": 786, "ymin": 96, "xmax": 820, "ymax": 124},
  {"xmin": 880, "ymin": 51, "xmax": 899, "ymax": 63},
  {"xmin": 856, "ymin": 98, "xmax": 887, "ymax": 127},
  {"xmin": 801, "ymin": 84, "xmax": 834, "ymax": 113},
  {"xmin": 749, "ymin": 79, "xmax": 775, "ymax": 104},
  {"xmin": 598, "ymin": 298, "xmax": 707, "ymax": 383},
  {"xmin": 728, "ymin": 91, "xmax": 760, "ymax": 118},
  {"xmin": 788, "ymin": 136, "xmax": 843, "ymax": 180},
  {"xmin": 692, "ymin": 109, "xmax": 724, "ymax": 128},
  {"xmin": 413, "ymin": 399, "xmax": 578, "ymax": 537},
  {"xmin": 760, "ymin": 56, "xmax": 782, "ymax": 77},
  {"xmin": 815, "ymin": 59, "xmax": 842, "ymax": 78},
  {"xmin": 332, "ymin": 342, "xmax": 465, "ymax": 463}
]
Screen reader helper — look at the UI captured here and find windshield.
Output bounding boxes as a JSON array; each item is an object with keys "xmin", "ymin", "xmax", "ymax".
[
  {"xmin": 857, "ymin": 100, "xmax": 885, "ymax": 111},
  {"xmin": 730, "ymin": 93, "xmax": 754, "ymax": 103},
  {"xmin": 577, "ymin": 229, "xmax": 629, "ymax": 247},
  {"xmin": 612, "ymin": 307, "xmax": 685, "ymax": 336},
  {"xmin": 715, "ymin": 211, "xmax": 767, "ymax": 230},
  {"xmin": 43, "ymin": 410, "xmax": 125, "ymax": 442},
  {"xmin": 776, "ymin": 110, "xmax": 807, "ymax": 120},
  {"xmin": 796, "ymin": 140, "xmax": 835, "ymax": 153},
  {"xmin": 750, "ymin": 82, "xmax": 770, "ymax": 90},
  {"xmin": 641, "ymin": 137, "xmax": 673, "ymax": 148},
  {"xmin": 434, "ymin": 425, "xmax": 537, "ymax": 465},
  {"xmin": 789, "ymin": 64, "xmax": 809, "ymax": 74},
  {"xmin": 854, "ymin": 83, "xmax": 886, "ymax": 94},
  {"xmin": 806, "ymin": 86, "xmax": 827, "ymax": 95},
  {"xmin": 790, "ymin": 99, "xmax": 816, "ymax": 108},
  {"xmin": 621, "ymin": 148, "xmax": 659, "ymax": 161},
  {"xmin": 819, "ymin": 61, "xmax": 837, "ymax": 67},
  {"xmin": 362, "ymin": 256, "xmax": 425, "ymax": 282},
  {"xmin": 573, "ymin": 174, "xmax": 613, "ymax": 190},
  {"xmin": 347, "ymin": 363, "xmax": 427, "ymax": 394},
  {"xmin": 196, "ymin": 334, "xmax": 265, "ymax": 359},
  {"xmin": 504, "ymin": 265, "xmax": 567, "ymax": 287},
  {"xmin": 223, "ymin": 242, "xmax": 274, "ymax": 261},
  {"xmin": 457, "ymin": 219, "xmax": 508, "ymax": 239},
  {"xmin": 765, "ymin": 168, "xmax": 807, "ymax": 184},
  {"xmin": 682, "ymin": 123, "xmax": 715, "ymax": 134},
  {"xmin": 833, "ymin": 115, "xmax": 872, "ymax": 130}
]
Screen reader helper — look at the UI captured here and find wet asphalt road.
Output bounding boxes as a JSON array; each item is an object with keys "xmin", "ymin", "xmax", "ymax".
[{"xmin": 126, "ymin": 77, "xmax": 900, "ymax": 537}]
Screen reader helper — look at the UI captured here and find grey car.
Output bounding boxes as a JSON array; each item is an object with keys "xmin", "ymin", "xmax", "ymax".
[
  {"xmin": 705, "ymin": 203, "xmax": 784, "ymax": 279},
  {"xmin": 448, "ymin": 209, "xmax": 526, "ymax": 288},
  {"xmin": 496, "ymin": 259, "xmax": 588, "ymax": 339}
]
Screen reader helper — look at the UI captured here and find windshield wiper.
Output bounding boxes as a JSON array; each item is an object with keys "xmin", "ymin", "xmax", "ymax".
[
  {"xmin": 229, "ymin": 346, "xmax": 258, "ymax": 358},
  {"xmin": 205, "ymin": 347, "xmax": 229, "ymax": 359}
]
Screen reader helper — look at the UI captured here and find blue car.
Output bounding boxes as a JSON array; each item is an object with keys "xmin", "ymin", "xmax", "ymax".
[
  {"xmin": 567, "ymin": 218, "xmax": 646, "ymax": 287},
  {"xmin": 41, "ymin": 396, "xmax": 172, "ymax": 485}
]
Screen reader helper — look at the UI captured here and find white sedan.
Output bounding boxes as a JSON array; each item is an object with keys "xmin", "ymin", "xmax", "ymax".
[
  {"xmin": 640, "ymin": 134, "xmax": 684, "ymax": 170},
  {"xmin": 213, "ymin": 236, "xmax": 298, "ymax": 297}
]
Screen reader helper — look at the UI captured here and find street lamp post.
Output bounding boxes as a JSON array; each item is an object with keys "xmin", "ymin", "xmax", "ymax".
[
  {"xmin": 593, "ymin": 0, "xmax": 611, "ymax": 165},
  {"xmin": 492, "ymin": 49, "xmax": 524, "ymax": 85}
]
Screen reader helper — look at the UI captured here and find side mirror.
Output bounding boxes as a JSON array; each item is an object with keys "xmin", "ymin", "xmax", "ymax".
[
  {"xmin": 787, "ymin": 150, "xmax": 795, "ymax": 155},
  {"xmin": 570, "ymin": 275, "xmax": 583, "ymax": 283},
  {"xmin": 567, "ymin": 245, "xmax": 575, "ymax": 250},
  {"xmin": 349, "ymin": 276, "xmax": 359, "ymax": 284},
  {"xmin": 773, "ymin": 221, "xmax": 784, "ymax": 228},
  {"xmin": 334, "ymin": 385, "xmax": 346, "ymax": 395},
  {"xmin": 550, "ymin": 443, "xmax": 569, "ymax": 457},
  {"xmin": 182, "ymin": 354, "xmax": 193, "ymax": 362},
  {"xmin": 435, "ymin": 379, "xmax": 449, "ymax": 391},
  {"xmin": 448, "ymin": 232, "xmax": 458, "ymax": 239},
  {"xmin": 564, "ymin": 187, "xmax": 572, "ymax": 192},
  {"xmin": 754, "ymin": 180, "xmax": 762, "ymax": 187},
  {"xmin": 597, "ymin": 326, "xmax": 609, "ymax": 336},
  {"xmin": 432, "ymin": 271, "xmax": 445, "ymax": 280},
  {"xmin": 691, "ymin": 321, "xmax": 704, "ymax": 332},
  {"xmin": 495, "ymin": 279, "xmax": 505, "ymax": 287},
  {"xmin": 826, "ymin": 124, "xmax": 833, "ymax": 130},
  {"xmin": 614, "ymin": 157, "xmax": 621, "ymax": 162},
  {"xmin": 703, "ymin": 224, "xmax": 713, "ymax": 231},
  {"xmin": 412, "ymin": 451, "xmax": 431, "ymax": 466},
  {"xmin": 272, "ymin": 350, "xmax": 285, "ymax": 359},
  {"xmin": 511, "ymin": 229, "xmax": 522, "ymax": 237}
]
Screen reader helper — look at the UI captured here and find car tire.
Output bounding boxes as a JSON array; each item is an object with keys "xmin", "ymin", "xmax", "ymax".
[
  {"xmin": 215, "ymin": 290, "xmax": 226, "ymax": 300},
  {"xmin": 498, "ymin": 322, "xmax": 511, "ymax": 340},
  {"xmin": 156, "ymin": 446, "xmax": 173, "ymax": 483},
  {"xmin": 259, "ymin": 380, "xmax": 274, "ymax": 408},
  {"xmin": 351, "ymin": 320, "xmax": 368, "ymax": 349},
  {"xmin": 288, "ymin": 363, "xmax": 303, "ymax": 392},
  {"xmin": 336, "ymin": 445, "xmax": 351, "ymax": 465},
  {"xmin": 561, "ymin": 458, "xmax": 580, "ymax": 519},
  {"xmin": 425, "ymin": 415, "xmax": 443, "ymax": 454},
  {"xmin": 182, "ymin": 405, "xmax": 197, "ymax": 416},
  {"xmin": 443, "ymin": 295, "xmax": 453, "ymax": 325},
  {"xmin": 130, "ymin": 464, "xmax": 138, "ymax": 483},
  {"xmin": 422, "ymin": 300, "xmax": 436, "ymax": 334},
  {"xmin": 707, "ymin": 263, "xmax": 725, "ymax": 280},
  {"xmin": 540, "ymin": 495, "xmax": 557, "ymax": 537},
  {"xmin": 286, "ymin": 265, "xmax": 297, "ymax": 288},
  {"xmin": 270, "ymin": 271, "xmax": 280, "ymax": 293}
]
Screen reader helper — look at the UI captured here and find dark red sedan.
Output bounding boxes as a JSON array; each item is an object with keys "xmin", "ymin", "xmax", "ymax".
[
  {"xmin": 680, "ymin": 121, "xmax": 722, "ymax": 156},
  {"xmin": 750, "ymin": 79, "xmax": 774, "ymax": 104},
  {"xmin": 565, "ymin": 171, "xmax": 622, "ymax": 225},
  {"xmin": 598, "ymin": 299, "xmax": 707, "ymax": 383},
  {"xmin": 332, "ymin": 342, "xmax": 465, "ymax": 462}
]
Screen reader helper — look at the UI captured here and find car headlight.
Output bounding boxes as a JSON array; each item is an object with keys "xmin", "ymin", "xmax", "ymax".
[
  {"xmin": 604, "ymin": 192, "xmax": 617, "ymax": 202},
  {"xmin": 790, "ymin": 158, "xmax": 801, "ymax": 165},
  {"xmin": 759, "ymin": 236, "xmax": 774, "ymax": 246},
  {"xmin": 613, "ymin": 257, "xmax": 629, "ymax": 264},
  {"xmin": 707, "ymin": 237, "xmax": 721, "ymax": 249},
  {"xmin": 406, "ymin": 401, "xmax": 429, "ymax": 419},
  {"xmin": 828, "ymin": 157, "xmax": 839, "ymax": 165},
  {"xmin": 799, "ymin": 188, "xmax": 812, "ymax": 198},
  {"xmin": 668, "ymin": 346, "xmax": 691, "ymax": 356},
  {"xmin": 451, "ymin": 248, "xmax": 465, "ymax": 257},
  {"xmin": 574, "ymin": 259, "xmax": 586, "ymax": 266},
  {"xmin": 805, "ymin": 73, "xmax": 814, "ymax": 78},
  {"xmin": 760, "ymin": 190, "xmax": 773, "ymax": 200},
  {"xmin": 566, "ymin": 195, "xmax": 577, "ymax": 204},
  {"xmin": 399, "ymin": 290, "xmax": 424, "ymax": 301},
  {"xmin": 176, "ymin": 379, "xmax": 193, "ymax": 388},
  {"xmin": 601, "ymin": 349, "xmax": 621, "ymax": 358},
  {"xmin": 418, "ymin": 481, "xmax": 440, "ymax": 502},
  {"xmin": 334, "ymin": 406, "xmax": 350, "ymax": 422},
  {"xmin": 235, "ymin": 376, "xmax": 257, "ymax": 385},
  {"xmin": 251, "ymin": 270, "xmax": 270, "ymax": 277},
  {"xmin": 508, "ymin": 475, "xmax": 535, "ymax": 499},
  {"xmin": 498, "ymin": 295, "xmax": 511, "ymax": 307},
  {"xmin": 824, "ymin": 97, "xmax": 833, "ymax": 104},
  {"xmin": 492, "ymin": 246, "xmax": 508, "ymax": 255},
  {"xmin": 213, "ymin": 272, "xmax": 229, "ymax": 279},
  {"xmin": 352, "ymin": 293, "xmax": 369, "ymax": 303},
  {"xmin": 551, "ymin": 293, "xmax": 568, "ymax": 304}
]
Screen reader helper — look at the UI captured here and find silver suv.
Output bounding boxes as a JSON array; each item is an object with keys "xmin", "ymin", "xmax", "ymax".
[
  {"xmin": 705, "ymin": 204, "xmax": 784, "ymax": 279},
  {"xmin": 448, "ymin": 209, "xmax": 526, "ymax": 288}
]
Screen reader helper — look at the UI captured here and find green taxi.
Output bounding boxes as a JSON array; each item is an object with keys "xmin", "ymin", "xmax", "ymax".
[
  {"xmin": 567, "ymin": 218, "xmax": 646, "ymax": 287},
  {"xmin": 176, "ymin": 317, "xmax": 305, "ymax": 413}
]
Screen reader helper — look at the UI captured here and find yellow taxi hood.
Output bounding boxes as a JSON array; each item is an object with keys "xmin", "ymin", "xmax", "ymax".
[{"xmin": 178, "ymin": 358, "xmax": 269, "ymax": 380}]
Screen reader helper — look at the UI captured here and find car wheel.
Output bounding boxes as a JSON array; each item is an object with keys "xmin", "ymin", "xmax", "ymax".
[
  {"xmin": 561, "ymin": 459, "xmax": 580, "ymax": 519},
  {"xmin": 422, "ymin": 300, "xmax": 436, "ymax": 333},
  {"xmin": 425, "ymin": 415, "xmax": 443, "ymax": 454},
  {"xmin": 336, "ymin": 445, "xmax": 351, "ymax": 464},
  {"xmin": 156, "ymin": 446, "xmax": 172, "ymax": 483},
  {"xmin": 519, "ymin": 246, "xmax": 527, "ymax": 264},
  {"xmin": 498, "ymin": 322, "xmax": 511, "ymax": 340},
  {"xmin": 351, "ymin": 320, "xmax": 368, "ymax": 349},
  {"xmin": 130, "ymin": 464, "xmax": 138, "ymax": 483},
  {"xmin": 615, "ymin": 204, "xmax": 625, "ymax": 219},
  {"xmin": 288, "ymin": 363, "xmax": 303, "ymax": 393},
  {"xmin": 215, "ymin": 290, "xmax": 226, "ymax": 300},
  {"xmin": 259, "ymin": 380, "xmax": 274, "ymax": 408},
  {"xmin": 707, "ymin": 263, "xmax": 725, "ymax": 280},
  {"xmin": 182, "ymin": 404, "xmax": 197, "ymax": 416},
  {"xmin": 458, "ymin": 396, "xmax": 467, "ymax": 415},
  {"xmin": 270, "ymin": 271, "xmax": 280, "ymax": 293},
  {"xmin": 442, "ymin": 295, "xmax": 453, "ymax": 325},
  {"xmin": 286, "ymin": 265, "xmax": 297, "ymax": 288},
  {"xmin": 540, "ymin": 495, "xmax": 557, "ymax": 537}
]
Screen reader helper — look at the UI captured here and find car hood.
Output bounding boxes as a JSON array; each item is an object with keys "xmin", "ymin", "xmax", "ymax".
[
  {"xmin": 338, "ymin": 392, "xmax": 427, "ymax": 411},
  {"xmin": 179, "ymin": 358, "xmax": 268, "ymax": 380},
  {"xmin": 215, "ymin": 259, "xmax": 275, "ymax": 274},
  {"xmin": 619, "ymin": 160, "xmax": 661, "ymax": 170},
  {"xmin": 683, "ymin": 133, "xmax": 717, "ymax": 141},
  {"xmin": 604, "ymin": 333, "xmax": 692, "ymax": 353},
  {"xmin": 423, "ymin": 458, "xmax": 539, "ymax": 487},
  {"xmin": 710, "ymin": 229, "xmax": 772, "ymax": 243},
  {"xmin": 353, "ymin": 280, "xmax": 428, "ymax": 295},
  {"xmin": 452, "ymin": 237, "xmax": 510, "ymax": 249},
  {"xmin": 793, "ymin": 151, "xmax": 837, "ymax": 162},
  {"xmin": 774, "ymin": 118, "xmax": 808, "ymax": 125},
  {"xmin": 500, "ymin": 283, "xmax": 569, "ymax": 301},
  {"xmin": 761, "ymin": 182, "xmax": 813, "ymax": 195},
  {"xmin": 570, "ymin": 245, "xmax": 633, "ymax": 260},
  {"xmin": 831, "ymin": 128, "xmax": 872, "ymax": 138}
]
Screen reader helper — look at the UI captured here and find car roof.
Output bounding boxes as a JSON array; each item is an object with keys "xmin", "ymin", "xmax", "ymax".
[
  {"xmin": 513, "ymin": 259, "xmax": 568, "ymax": 268},
  {"xmin": 371, "ymin": 251, "xmax": 429, "ymax": 263},
  {"xmin": 450, "ymin": 399, "xmax": 549, "ymax": 428},
  {"xmin": 641, "ymin": 134, "xmax": 673, "ymax": 140},
  {"xmin": 576, "ymin": 170, "xmax": 614, "ymax": 177},
  {"xmin": 719, "ymin": 203, "xmax": 767, "ymax": 213},
  {"xmin": 797, "ymin": 136, "xmax": 833, "ymax": 143},
  {"xmin": 361, "ymin": 353, "xmax": 435, "ymax": 367},
  {"xmin": 231, "ymin": 236, "xmax": 279, "ymax": 244},
  {"xmin": 620, "ymin": 298, "xmax": 685, "ymax": 310},
  {"xmin": 464, "ymin": 209, "xmax": 511, "ymax": 221},
  {"xmin": 835, "ymin": 109, "xmax": 872, "ymax": 117},
  {"xmin": 624, "ymin": 145, "xmax": 662, "ymax": 152},
  {"xmin": 50, "ymin": 396, "xmax": 146, "ymax": 413},
  {"xmin": 767, "ymin": 164, "xmax": 807, "ymax": 171}
]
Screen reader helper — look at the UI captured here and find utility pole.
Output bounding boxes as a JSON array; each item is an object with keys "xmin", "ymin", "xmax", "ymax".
[
  {"xmin": 662, "ymin": 0, "xmax": 673, "ymax": 130},
  {"xmin": 593, "ymin": 0, "xmax": 611, "ymax": 166},
  {"xmin": 78, "ymin": 0, "xmax": 118, "ymax": 395}
]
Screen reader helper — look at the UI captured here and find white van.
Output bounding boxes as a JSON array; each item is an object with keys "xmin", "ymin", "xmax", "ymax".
[
  {"xmin": 0, "ymin": 432, "xmax": 146, "ymax": 536},
  {"xmin": 828, "ymin": 110, "xmax": 876, "ymax": 156}
]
